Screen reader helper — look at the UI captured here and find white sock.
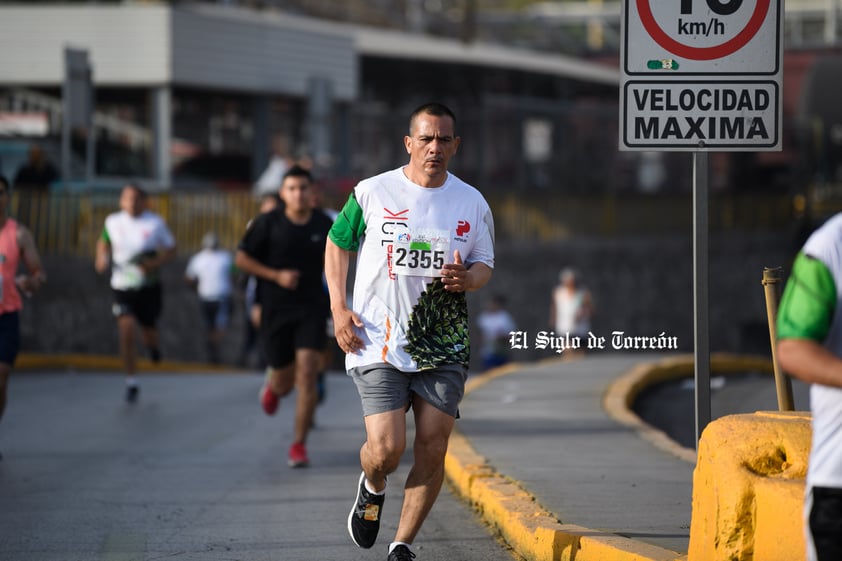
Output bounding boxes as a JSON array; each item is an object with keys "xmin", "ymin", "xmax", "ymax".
[
  {"xmin": 126, "ymin": 377, "xmax": 138, "ymax": 387},
  {"xmin": 389, "ymin": 542, "xmax": 412, "ymax": 554},
  {"xmin": 364, "ymin": 478, "xmax": 386, "ymax": 495}
]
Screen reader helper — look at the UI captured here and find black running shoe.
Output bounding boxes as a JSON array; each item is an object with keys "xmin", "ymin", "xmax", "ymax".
[
  {"xmin": 348, "ymin": 471, "xmax": 385, "ymax": 548},
  {"xmin": 388, "ymin": 544, "xmax": 415, "ymax": 561},
  {"xmin": 125, "ymin": 385, "xmax": 139, "ymax": 403}
]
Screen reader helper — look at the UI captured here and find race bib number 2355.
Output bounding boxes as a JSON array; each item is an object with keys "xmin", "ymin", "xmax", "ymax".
[{"xmin": 392, "ymin": 229, "xmax": 449, "ymax": 277}]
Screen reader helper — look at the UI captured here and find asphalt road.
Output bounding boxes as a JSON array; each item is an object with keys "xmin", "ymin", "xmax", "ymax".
[
  {"xmin": 634, "ymin": 368, "xmax": 811, "ymax": 449},
  {"xmin": 0, "ymin": 370, "xmax": 519, "ymax": 561}
]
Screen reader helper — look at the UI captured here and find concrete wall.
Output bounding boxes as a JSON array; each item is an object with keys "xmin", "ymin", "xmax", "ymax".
[
  {"xmin": 17, "ymin": 233, "xmax": 796, "ymax": 370},
  {"xmin": 17, "ymin": 254, "xmax": 244, "ymax": 367},
  {"xmin": 469, "ymin": 233, "xmax": 795, "ymax": 365}
]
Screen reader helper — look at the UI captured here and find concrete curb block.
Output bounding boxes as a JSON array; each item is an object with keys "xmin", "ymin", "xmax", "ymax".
[
  {"xmin": 687, "ymin": 410, "xmax": 810, "ymax": 561},
  {"xmin": 445, "ymin": 359, "xmax": 687, "ymax": 561}
]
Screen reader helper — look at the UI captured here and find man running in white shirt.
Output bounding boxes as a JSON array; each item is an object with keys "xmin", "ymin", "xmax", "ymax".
[
  {"xmin": 185, "ymin": 231, "xmax": 234, "ymax": 364},
  {"xmin": 95, "ymin": 183, "xmax": 176, "ymax": 402},
  {"xmin": 325, "ymin": 102, "xmax": 495, "ymax": 561}
]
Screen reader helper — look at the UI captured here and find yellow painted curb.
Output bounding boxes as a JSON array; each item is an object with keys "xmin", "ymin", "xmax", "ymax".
[
  {"xmin": 445, "ymin": 359, "xmax": 687, "ymax": 561},
  {"xmin": 445, "ymin": 430, "xmax": 686, "ymax": 561}
]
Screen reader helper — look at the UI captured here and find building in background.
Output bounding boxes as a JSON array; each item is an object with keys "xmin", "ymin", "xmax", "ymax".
[
  {"xmin": 0, "ymin": 2, "xmax": 617, "ymax": 197},
  {"xmin": 0, "ymin": 1, "xmax": 839, "ymax": 218}
]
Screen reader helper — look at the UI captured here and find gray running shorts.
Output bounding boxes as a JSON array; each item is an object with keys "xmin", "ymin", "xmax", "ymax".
[{"xmin": 348, "ymin": 363, "xmax": 468, "ymax": 418}]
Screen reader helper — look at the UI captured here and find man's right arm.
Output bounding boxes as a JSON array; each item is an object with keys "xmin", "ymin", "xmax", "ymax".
[
  {"xmin": 234, "ymin": 250, "xmax": 300, "ymax": 290},
  {"xmin": 325, "ymin": 237, "xmax": 363, "ymax": 353},
  {"xmin": 94, "ymin": 226, "xmax": 110, "ymax": 274}
]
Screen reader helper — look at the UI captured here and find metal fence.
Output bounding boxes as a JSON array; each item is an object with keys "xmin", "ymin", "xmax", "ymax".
[
  {"xmin": 485, "ymin": 191, "xmax": 796, "ymax": 240},
  {"xmin": 11, "ymin": 191, "xmax": 261, "ymax": 258},
  {"xmin": 10, "ymin": 189, "xmax": 797, "ymax": 257}
]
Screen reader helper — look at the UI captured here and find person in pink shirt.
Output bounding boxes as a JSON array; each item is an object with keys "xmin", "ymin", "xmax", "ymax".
[{"xmin": 0, "ymin": 174, "xmax": 46, "ymax": 460}]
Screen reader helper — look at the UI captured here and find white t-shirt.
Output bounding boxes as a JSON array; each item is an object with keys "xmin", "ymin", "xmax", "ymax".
[
  {"xmin": 794, "ymin": 213, "xmax": 842, "ymax": 488},
  {"xmin": 329, "ymin": 167, "xmax": 495, "ymax": 372},
  {"xmin": 477, "ymin": 309, "xmax": 516, "ymax": 355},
  {"xmin": 553, "ymin": 287, "xmax": 590, "ymax": 337},
  {"xmin": 185, "ymin": 248, "xmax": 234, "ymax": 301},
  {"xmin": 102, "ymin": 210, "xmax": 176, "ymax": 290}
]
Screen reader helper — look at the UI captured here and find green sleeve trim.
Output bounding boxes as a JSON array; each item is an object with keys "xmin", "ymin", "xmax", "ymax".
[
  {"xmin": 100, "ymin": 225, "xmax": 110, "ymax": 244},
  {"xmin": 777, "ymin": 251, "xmax": 837, "ymax": 342},
  {"xmin": 328, "ymin": 192, "xmax": 366, "ymax": 252}
]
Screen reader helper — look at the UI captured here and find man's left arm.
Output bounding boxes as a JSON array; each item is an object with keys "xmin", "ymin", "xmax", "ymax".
[
  {"xmin": 465, "ymin": 262, "xmax": 492, "ymax": 292},
  {"xmin": 441, "ymin": 250, "xmax": 492, "ymax": 293},
  {"xmin": 140, "ymin": 245, "xmax": 176, "ymax": 274},
  {"xmin": 442, "ymin": 206, "xmax": 495, "ymax": 293},
  {"xmin": 142, "ymin": 221, "xmax": 177, "ymax": 273}
]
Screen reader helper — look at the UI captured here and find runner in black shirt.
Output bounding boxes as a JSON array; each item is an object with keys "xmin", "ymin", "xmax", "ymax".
[{"xmin": 236, "ymin": 165, "xmax": 333, "ymax": 468}]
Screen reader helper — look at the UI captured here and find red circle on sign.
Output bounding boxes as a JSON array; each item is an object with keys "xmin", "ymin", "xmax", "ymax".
[{"xmin": 636, "ymin": 0, "xmax": 771, "ymax": 61}]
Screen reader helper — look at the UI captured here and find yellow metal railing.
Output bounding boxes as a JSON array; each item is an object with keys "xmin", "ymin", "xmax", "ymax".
[
  {"xmin": 484, "ymin": 191, "xmax": 795, "ymax": 242},
  {"xmin": 11, "ymin": 191, "xmax": 263, "ymax": 257},
  {"xmin": 9, "ymin": 190, "xmax": 796, "ymax": 256}
]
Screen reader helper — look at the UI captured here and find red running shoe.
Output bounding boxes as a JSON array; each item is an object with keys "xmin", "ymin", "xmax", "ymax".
[
  {"xmin": 288, "ymin": 442, "xmax": 309, "ymax": 468},
  {"xmin": 260, "ymin": 384, "xmax": 280, "ymax": 416}
]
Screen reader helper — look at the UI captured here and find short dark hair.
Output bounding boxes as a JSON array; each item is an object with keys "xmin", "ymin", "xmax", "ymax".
[
  {"xmin": 123, "ymin": 181, "xmax": 148, "ymax": 198},
  {"xmin": 0, "ymin": 175, "xmax": 9, "ymax": 193},
  {"xmin": 259, "ymin": 192, "xmax": 281, "ymax": 205},
  {"xmin": 409, "ymin": 102, "xmax": 456, "ymax": 134},
  {"xmin": 282, "ymin": 165, "xmax": 313, "ymax": 184}
]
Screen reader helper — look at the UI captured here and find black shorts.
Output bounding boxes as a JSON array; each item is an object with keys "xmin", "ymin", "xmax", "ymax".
[
  {"xmin": 260, "ymin": 306, "xmax": 327, "ymax": 369},
  {"xmin": 809, "ymin": 486, "xmax": 842, "ymax": 561},
  {"xmin": 0, "ymin": 311, "xmax": 20, "ymax": 365},
  {"xmin": 112, "ymin": 285, "xmax": 163, "ymax": 328}
]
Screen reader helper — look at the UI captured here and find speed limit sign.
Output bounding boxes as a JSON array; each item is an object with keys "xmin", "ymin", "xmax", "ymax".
[
  {"xmin": 621, "ymin": 0, "xmax": 782, "ymax": 150},
  {"xmin": 625, "ymin": 0, "xmax": 780, "ymax": 74}
]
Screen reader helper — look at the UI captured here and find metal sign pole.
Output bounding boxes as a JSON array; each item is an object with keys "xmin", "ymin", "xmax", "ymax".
[
  {"xmin": 693, "ymin": 150, "xmax": 711, "ymax": 446},
  {"xmin": 620, "ymin": 0, "xmax": 781, "ymax": 445}
]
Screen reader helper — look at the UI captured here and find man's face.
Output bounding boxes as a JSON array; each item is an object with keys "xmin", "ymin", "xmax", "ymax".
[
  {"xmin": 280, "ymin": 175, "xmax": 311, "ymax": 213},
  {"xmin": 404, "ymin": 113, "xmax": 460, "ymax": 185},
  {"xmin": 119, "ymin": 186, "xmax": 145, "ymax": 217}
]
